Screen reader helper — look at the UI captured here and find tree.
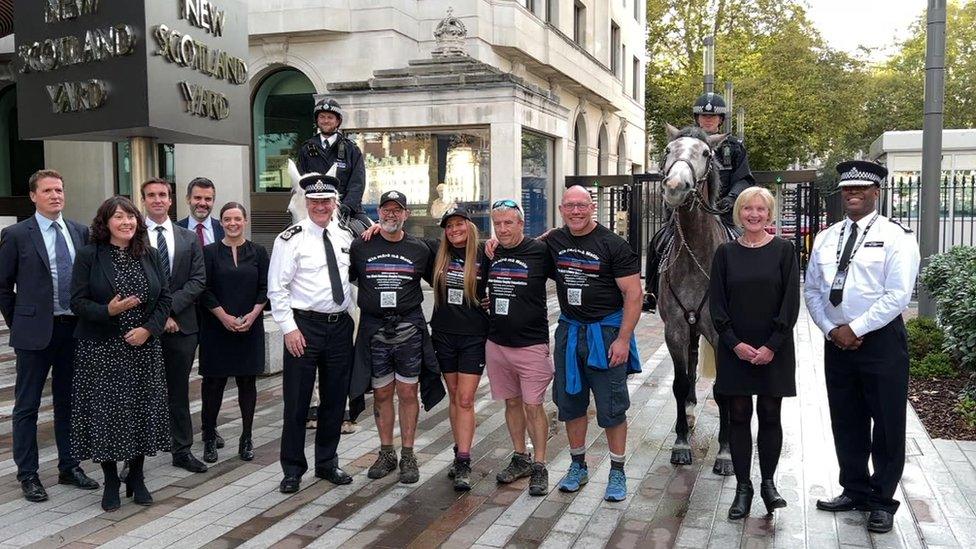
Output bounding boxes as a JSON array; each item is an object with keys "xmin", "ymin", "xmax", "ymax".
[{"xmin": 645, "ymin": 0, "xmax": 871, "ymax": 170}]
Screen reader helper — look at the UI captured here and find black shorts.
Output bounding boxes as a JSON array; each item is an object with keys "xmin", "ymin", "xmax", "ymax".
[{"xmin": 431, "ymin": 332, "xmax": 487, "ymax": 376}]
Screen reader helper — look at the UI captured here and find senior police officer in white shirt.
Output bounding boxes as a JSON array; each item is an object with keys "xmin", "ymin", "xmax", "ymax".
[
  {"xmin": 804, "ymin": 160, "xmax": 920, "ymax": 534},
  {"xmin": 268, "ymin": 171, "xmax": 356, "ymax": 494}
]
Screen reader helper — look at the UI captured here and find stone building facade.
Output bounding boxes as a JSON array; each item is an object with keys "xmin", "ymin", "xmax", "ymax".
[{"xmin": 0, "ymin": 1, "xmax": 647, "ymax": 246}]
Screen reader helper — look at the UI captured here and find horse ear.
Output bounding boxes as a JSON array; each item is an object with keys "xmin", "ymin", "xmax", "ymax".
[
  {"xmin": 706, "ymin": 133, "xmax": 728, "ymax": 149},
  {"xmin": 665, "ymin": 123, "xmax": 680, "ymax": 142}
]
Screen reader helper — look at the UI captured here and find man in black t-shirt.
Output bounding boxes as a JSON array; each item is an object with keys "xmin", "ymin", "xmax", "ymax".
[
  {"xmin": 548, "ymin": 186, "xmax": 643, "ymax": 503},
  {"xmin": 484, "ymin": 200, "xmax": 554, "ymax": 497},
  {"xmin": 349, "ymin": 190, "xmax": 433, "ymax": 485}
]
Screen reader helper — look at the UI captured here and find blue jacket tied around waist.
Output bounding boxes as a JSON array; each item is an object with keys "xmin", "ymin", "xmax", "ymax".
[{"xmin": 560, "ymin": 310, "xmax": 641, "ymax": 395}]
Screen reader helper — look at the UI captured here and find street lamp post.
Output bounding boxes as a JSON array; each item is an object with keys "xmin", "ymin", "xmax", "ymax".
[
  {"xmin": 724, "ymin": 82, "xmax": 734, "ymax": 134},
  {"xmin": 919, "ymin": 0, "xmax": 947, "ymax": 317},
  {"xmin": 703, "ymin": 36, "xmax": 715, "ymax": 94}
]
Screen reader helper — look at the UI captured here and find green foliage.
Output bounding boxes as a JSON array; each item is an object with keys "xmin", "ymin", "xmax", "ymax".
[
  {"xmin": 956, "ymin": 388, "xmax": 976, "ymax": 429},
  {"xmin": 920, "ymin": 246, "xmax": 976, "ymax": 371},
  {"xmin": 906, "ymin": 316, "xmax": 946, "ymax": 362},
  {"xmin": 911, "ymin": 352, "xmax": 956, "ymax": 379}
]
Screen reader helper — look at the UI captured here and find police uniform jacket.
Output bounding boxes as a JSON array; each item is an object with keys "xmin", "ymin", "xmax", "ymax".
[
  {"xmin": 297, "ymin": 132, "xmax": 366, "ymax": 214},
  {"xmin": 715, "ymin": 136, "xmax": 756, "ymax": 224},
  {"xmin": 266, "ymin": 217, "xmax": 355, "ymax": 335},
  {"xmin": 803, "ymin": 211, "xmax": 920, "ymax": 338}
]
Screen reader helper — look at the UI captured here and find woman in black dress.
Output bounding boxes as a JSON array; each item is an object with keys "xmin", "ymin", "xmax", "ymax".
[
  {"xmin": 199, "ymin": 202, "xmax": 269, "ymax": 463},
  {"xmin": 709, "ymin": 186, "xmax": 800, "ymax": 520},
  {"xmin": 70, "ymin": 196, "xmax": 172, "ymax": 512}
]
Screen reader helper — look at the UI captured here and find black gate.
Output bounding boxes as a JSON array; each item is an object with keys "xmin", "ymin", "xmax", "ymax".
[{"xmin": 779, "ymin": 183, "xmax": 837, "ymax": 273}]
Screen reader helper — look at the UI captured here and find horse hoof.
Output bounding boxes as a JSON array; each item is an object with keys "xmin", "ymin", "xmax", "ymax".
[
  {"xmin": 671, "ymin": 448, "xmax": 693, "ymax": 465},
  {"xmin": 712, "ymin": 457, "xmax": 735, "ymax": 476}
]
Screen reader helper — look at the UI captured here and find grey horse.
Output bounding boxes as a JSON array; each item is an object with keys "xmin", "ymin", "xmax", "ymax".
[{"xmin": 657, "ymin": 123, "xmax": 734, "ymax": 476}]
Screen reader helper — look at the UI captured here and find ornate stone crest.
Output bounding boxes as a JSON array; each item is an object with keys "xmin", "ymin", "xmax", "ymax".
[{"xmin": 432, "ymin": 7, "xmax": 467, "ymax": 58}]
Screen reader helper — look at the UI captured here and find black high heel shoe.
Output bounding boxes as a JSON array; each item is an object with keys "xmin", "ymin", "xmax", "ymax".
[
  {"xmin": 760, "ymin": 479, "xmax": 787, "ymax": 514},
  {"xmin": 728, "ymin": 480, "xmax": 754, "ymax": 520},
  {"xmin": 125, "ymin": 456, "xmax": 153, "ymax": 506},
  {"xmin": 100, "ymin": 462, "xmax": 121, "ymax": 512},
  {"xmin": 239, "ymin": 436, "xmax": 254, "ymax": 461}
]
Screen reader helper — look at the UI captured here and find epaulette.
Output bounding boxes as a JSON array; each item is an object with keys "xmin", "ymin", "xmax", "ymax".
[
  {"xmin": 279, "ymin": 225, "xmax": 302, "ymax": 241},
  {"xmin": 889, "ymin": 219, "xmax": 913, "ymax": 234}
]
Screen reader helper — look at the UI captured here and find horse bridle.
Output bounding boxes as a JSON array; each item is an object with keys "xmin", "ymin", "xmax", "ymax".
[{"xmin": 663, "ymin": 155, "xmax": 727, "ymax": 216}]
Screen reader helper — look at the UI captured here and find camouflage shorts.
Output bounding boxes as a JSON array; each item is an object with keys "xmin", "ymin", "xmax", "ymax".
[{"xmin": 370, "ymin": 322, "xmax": 423, "ymax": 387}]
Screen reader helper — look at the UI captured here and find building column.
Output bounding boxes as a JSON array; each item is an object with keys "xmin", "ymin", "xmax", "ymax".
[{"xmin": 490, "ymin": 122, "xmax": 522, "ymax": 206}]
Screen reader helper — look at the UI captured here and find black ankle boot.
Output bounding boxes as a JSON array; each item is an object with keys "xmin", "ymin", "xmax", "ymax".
[
  {"xmin": 760, "ymin": 479, "xmax": 787, "ymax": 513},
  {"xmin": 203, "ymin": 439, "xmax": 218, "ymax": 463},
  {"xmin": 728, "ymin": 480, "xmax": 754, "ymax": 520},
  {"xmin": 125, "ymin": 456, "xmax": 152, "ymax": 506},
  {"xmin": 239, "ymin": 436, "xmax": 254, "ymax": 461},
  {"xmin": 100, "ymin": 461, "xmax": 121, "ymax": 512}
]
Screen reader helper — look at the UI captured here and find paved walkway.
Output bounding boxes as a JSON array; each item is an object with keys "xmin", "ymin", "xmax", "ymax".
[{"xmin": 0, "ymin": 299, "xmax": 975, "ymax": 548}]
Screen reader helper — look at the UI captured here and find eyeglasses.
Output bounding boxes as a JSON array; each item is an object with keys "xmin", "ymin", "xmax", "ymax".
[
  {"xmin": 379, "ymin": 206, "xmax": 405, "ymax": 216},
  {"xmin": 491, "ymin": 199, "xmax": 521, "ymax": 211},
  {"xmin": 561, "ymin": 202, "xmax": 592, "ymax": 212}
]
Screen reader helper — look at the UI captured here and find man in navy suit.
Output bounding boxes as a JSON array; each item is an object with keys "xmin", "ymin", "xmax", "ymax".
[
  {"xmin": 143, "ymin": 178, "xmax": 208, "ymax": 473},
  {"xmin": 176, "ymin": 177, "xmax": 225, "ymax": 248},
  {"xmin": 0, "ymin": 169, "xmax": 99, "ymax": 502}
]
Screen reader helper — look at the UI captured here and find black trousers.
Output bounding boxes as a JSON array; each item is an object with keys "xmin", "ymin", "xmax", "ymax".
[
  {"xmin": 824, "ymin": 317, "xmax": 909, "ymax": 514},
  {"xmin": 280, "ymin": 312, "xmax": 354, "ymax": 477},
  {"xmin": 201, "ymin": 376, "xmax": 256, "ymax": 441},
  {"xmin": 161, "ymin": 332, "xmax": 198, "ymax": 456},
  {"xmin": 12, "ymin": 318, "xmax": 78, "ymax": 482}
]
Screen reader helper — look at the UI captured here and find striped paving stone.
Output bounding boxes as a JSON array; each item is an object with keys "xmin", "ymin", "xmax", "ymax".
[{"xmin": 1, "ymin": 304, "xmax": 976, "ymax": 547}]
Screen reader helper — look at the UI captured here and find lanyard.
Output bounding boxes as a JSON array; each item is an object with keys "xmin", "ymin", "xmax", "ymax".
[{"xmin": 835, "ymin": 213, "xmax": 879, "ymax": 267}]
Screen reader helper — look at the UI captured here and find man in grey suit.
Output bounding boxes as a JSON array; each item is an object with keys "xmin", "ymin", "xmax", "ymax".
[
  {"xmin": 176, "ymin": 177, "xmax": 225, "ymax": 248},
  {"xmin": 142, "ymin": 178, "xmax": 208, "ymax": 473},
  {"xmin": 0, "ymin": 169, "xmax": 99, "ymax": 502}
]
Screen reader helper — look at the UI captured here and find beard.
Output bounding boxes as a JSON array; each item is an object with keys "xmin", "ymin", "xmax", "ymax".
[{"xmin": 380, "ymin": 219, "xmax": 404, "ymax": 233}]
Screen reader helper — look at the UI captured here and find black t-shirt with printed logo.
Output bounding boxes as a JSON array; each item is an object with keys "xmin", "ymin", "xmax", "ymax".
[
  {"xmin": 484, "ymin": 237, "xmax": 552, "ymax": 347},
  {"xmin": 350, "ymin": 233, "xmax": 432, "ymax": 317},
  {"xmin": 428, "ymin": 242, "xmax": 489, "ymax": 336},
  {"xmin": 546, "ymin": 224, "xmax": 640, "ymax": 322}
]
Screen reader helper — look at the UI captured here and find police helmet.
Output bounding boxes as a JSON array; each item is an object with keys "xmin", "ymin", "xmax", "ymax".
[
  {"xmin": 692, "ymin": 92, "xmax": 728, "ymax": 118},
  {"xmin": 312, "ymin": 98, "xmax": 344, "ymax": 124}
]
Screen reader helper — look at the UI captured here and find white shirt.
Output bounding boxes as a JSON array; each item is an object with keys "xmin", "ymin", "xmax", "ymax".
[
  {"xmin": 145, "ymin": 216, "xmax": 176, "ymax": 272},
  {"xmin": 804, "ymin": 211, "xmax": 920, "ymax": 338},
  {"xmin": 267, "ymin": 217, "xmax": 354, "ymax": 334},
  {"xmin": 34, "ymin": 211, "xmax": 76, "ymax": 315},
  {"xmin": 320, "ymin": 133, "xmax": 338, "ymax": 150},
  {"xmin": 187, "ymin": 217, "xmax": 215, "ymax": 245}
]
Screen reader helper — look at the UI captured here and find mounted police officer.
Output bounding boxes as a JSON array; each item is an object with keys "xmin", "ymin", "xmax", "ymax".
[
  {"xmin": 643, "ymin": 92, "xmax": 756, "ymax": 312},
  {"xmin": 297, "ymin": 98, "xmax": 369, "ymax": 228}
]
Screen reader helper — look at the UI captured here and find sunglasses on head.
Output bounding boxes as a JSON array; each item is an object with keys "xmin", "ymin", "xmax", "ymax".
[{"xmin": 491, "ymin": 199, "xmax": 521, "ymax": 211}]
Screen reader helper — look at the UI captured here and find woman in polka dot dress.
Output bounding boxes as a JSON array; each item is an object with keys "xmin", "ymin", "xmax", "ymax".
[{"xmin": 69, "ymin": 197, "xmax": 172, "ymax": 512}]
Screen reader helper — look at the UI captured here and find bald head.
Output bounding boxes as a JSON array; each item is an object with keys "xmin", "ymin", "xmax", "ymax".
[{"xmin": 559, "ymin": 185, "xmax": 597, "ymax": 235}]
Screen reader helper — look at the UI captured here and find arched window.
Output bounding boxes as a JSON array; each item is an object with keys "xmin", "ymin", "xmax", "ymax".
[
  {"xmin": 574, "ymin": 114, "xmax": 587, "ymax": 176},
  {"xmin": 597, "ymin": 125, "xmax": 609, "ymax": 175},
  {"xmin": 252, "ymin": 69, "xmax": 315, "ymax": 192},
  {"xmin": 617, "ymin": 131, "xmax": 628, "ymax": 174},
  {"xmin": 0, "ymin": 85, "xmax": 44, "ymax": 199}
]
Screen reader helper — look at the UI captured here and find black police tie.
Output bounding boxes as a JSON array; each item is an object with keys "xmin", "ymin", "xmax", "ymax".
[
  {"xmin": 323, "ymin": 229, "xmax": 345, "ymax": 305},
  {"xmin": 155, "ymin": 226, "xmax": 171, "ymax": 275},
  {"xmin": 829, "ymin": 223, "xmax": 858, "ymax": 306}
]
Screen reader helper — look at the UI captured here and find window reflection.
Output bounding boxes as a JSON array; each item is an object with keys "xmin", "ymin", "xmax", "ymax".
[
  {"xmin": 252, "ymin": 69, "xmax": 315, "ymax": 192},
  {"xmin": 522, "ymin": 131, "xmax": 554, "ymax": 237},
  {"xmin": 347, "ymin": 129, "xmax": 491, "ymax": 240}
]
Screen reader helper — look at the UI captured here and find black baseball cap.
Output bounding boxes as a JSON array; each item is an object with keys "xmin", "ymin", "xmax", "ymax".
[
  {"xmin": 379, "ymin": 190, "xmax": 407, "ymax": 209},
  {"xmin": 439, "ymin": 206, "xmax": 471, "ymax": 228}
]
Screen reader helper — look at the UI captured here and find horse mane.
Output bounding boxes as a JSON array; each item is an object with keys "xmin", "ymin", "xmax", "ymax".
[{"xmin": 669, "ymin": 126, "xmax": 720, "ymax": 205}]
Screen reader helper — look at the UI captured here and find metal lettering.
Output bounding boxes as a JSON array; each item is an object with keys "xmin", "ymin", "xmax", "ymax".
[
  {"xmin": 44, "ymin": 0, "xmax": 100, "ymax": 23},
  {"xmin": 180, "ymin": 0, "xmax": 225, "ymax": 37},
  {"xmin": 45, "ymin": 79, "xmax": 108, "ymax": 113},
  {"xmin": 178, "ymin": 81, "xmax": 229, "ymax": 120},
  {"xmin": 152, "ymin": 25, "xmax": 248, "ymax": 85}
]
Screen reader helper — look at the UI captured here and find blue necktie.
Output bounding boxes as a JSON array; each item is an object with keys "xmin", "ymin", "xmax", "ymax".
[{"xmin": 53, "ymin": 222, "xmax": 72, "ymax": 310}]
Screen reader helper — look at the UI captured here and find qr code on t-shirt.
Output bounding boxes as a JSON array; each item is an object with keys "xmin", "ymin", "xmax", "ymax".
[
  {"xmin": 568, "ymin": 288, "xmax": 582, "ymax": 306},
  {"xmin": 380, "ymin": 291, "xmax": 397, "ymax": 308},
  {"xmin": 495, "ymin": 298, "xmax": 509, "ymax": 315},
  {"xmin": 448, "ymin": 288, "xmax": 463, "ymax": 305}
]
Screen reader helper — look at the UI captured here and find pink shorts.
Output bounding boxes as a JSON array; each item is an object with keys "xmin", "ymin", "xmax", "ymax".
[{"xmin": 485, "ymin": 341, "xmax": 554, "ymax": 405}]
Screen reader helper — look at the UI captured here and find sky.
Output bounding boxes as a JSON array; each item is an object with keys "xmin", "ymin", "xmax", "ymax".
[{"xmin": 805, "ymin": 0, "xmax": 927, "ymax": 61}]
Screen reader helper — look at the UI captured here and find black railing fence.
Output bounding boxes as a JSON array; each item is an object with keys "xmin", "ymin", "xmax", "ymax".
[{"xmin": 879, "ymin": 175, "xmax": 976, "ymax": 253}]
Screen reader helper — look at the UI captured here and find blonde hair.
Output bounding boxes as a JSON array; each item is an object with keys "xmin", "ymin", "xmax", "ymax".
[
  {"xmin": 433, "ymin": 219, "xmax": 481, "ymax": 308},
  {"xmin": 733, "ymin": 187, "xmax": 776, "ymax": 228}
]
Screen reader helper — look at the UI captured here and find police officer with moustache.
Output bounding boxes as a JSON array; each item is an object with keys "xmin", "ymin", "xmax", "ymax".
[
  {"xmin": 297, "ymin": 98, "xmax": 368, "ymax": 228},
  {"xmin": 644, "ymin": 92, "xmax": 756, "ymax": 311},
  {"xmin": 268, "ymin": 172, "xmax": 356, "ymax": 494},
  {"xmin": 804, "ymin": 161, "xmax": 920, "ymax": 534}
]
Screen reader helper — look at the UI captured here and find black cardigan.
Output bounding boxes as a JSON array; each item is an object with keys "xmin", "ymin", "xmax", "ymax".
[{"xmin": 70, "ymin": 243, "xmax": 172, "ymax": 340}]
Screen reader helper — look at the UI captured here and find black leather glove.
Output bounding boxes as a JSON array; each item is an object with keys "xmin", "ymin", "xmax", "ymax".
[{"xmin": 716, "ymin": 196, "xmax": 734, "ymax": 212}]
